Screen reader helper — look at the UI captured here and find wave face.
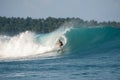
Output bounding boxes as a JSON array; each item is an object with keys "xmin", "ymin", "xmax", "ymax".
[
  {"xmin": 65, "ymin": 26, "xmax": 120, "ymax": 54},
  {"xmin": 0, "ymin": 26, "xmax": 120, "ymax": 60}
]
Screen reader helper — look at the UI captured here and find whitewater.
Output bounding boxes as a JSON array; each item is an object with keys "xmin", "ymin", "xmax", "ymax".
[
  {"xmin": 0, "ymin": 26, "xmax": 120, "ymax": 80},
  {"xmin": 0, "ymin": 27, "xmax": 69, "ymax": 59}
]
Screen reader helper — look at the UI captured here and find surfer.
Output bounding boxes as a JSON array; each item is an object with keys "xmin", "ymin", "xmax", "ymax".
[
  {"xmin": 58, "ymin": 40, "xmax": 63, "ymax": 48},
  {"xmin": 57, "ymin": 40, "xmax": 63, "ymax": 52}
]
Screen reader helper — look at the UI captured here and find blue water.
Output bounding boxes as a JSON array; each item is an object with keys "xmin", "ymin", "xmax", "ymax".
[{"xmin": 0, "ymin": 26, "xmax": 120, "ymax": 80}]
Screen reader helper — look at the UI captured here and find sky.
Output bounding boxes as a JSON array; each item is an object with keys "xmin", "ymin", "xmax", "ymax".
[{"xmin": 0, "ymin": 0, "xmax": 120, "ymax": 22}]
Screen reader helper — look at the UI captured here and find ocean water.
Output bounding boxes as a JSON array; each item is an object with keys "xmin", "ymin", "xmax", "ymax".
[{"xmin": 0, "ymin": 26, "xmax": 120, "ymax": 80}]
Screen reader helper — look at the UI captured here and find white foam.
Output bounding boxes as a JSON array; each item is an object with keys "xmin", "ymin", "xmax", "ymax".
[{"xmin": 0, "ymin": 27, "xmax": 69, "ymax": 59}]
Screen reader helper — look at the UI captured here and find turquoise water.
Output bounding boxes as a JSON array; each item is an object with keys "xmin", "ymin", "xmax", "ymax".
[{"xmin": 0, "ymin": 26, "xmax": 120, "ymax": 80}]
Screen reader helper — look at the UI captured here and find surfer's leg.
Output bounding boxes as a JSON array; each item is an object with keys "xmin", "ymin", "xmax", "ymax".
[
  {"xmin": 57, "ymin": 49, "xmax": 61, "ymax": 53},
  {"xmin": 57, "ymin": 48, "xmax": 63, "ymax": 53}
]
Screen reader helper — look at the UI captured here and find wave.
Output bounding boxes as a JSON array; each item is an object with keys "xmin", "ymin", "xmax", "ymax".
[
  {"xmin": 0, "ymin": 27, "xmax": 69, "ymax": 59},
  {"xmin": 0, "ymin": 26, "xmax": 120, "ymax": 60},
  {"xmin": 65, "ymin": 26, "xmax": 120, "ymax": 54}
]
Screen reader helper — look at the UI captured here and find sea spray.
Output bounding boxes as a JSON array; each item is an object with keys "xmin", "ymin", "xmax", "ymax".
[
  {"xmin": 0, "ymin": 31, "xmax": 46, "ymax": 58},
  {"xmin": 0, "ymin": 27, "xmax": 69, "ymax": 59}
]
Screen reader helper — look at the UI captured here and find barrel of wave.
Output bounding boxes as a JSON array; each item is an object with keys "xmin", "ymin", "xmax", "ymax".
[{"xmin": 40, "ymin": 32, "xmax": 67, "ymax": 51}]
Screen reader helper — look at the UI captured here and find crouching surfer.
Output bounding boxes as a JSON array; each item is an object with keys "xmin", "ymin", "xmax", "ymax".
[
  {"xmin": 58, "ymin": 40, "xmax": 63, "ymax": 52},
  {"xmin": 58, "ymin": 40, "xmax": 63, "ymax": 48}
]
